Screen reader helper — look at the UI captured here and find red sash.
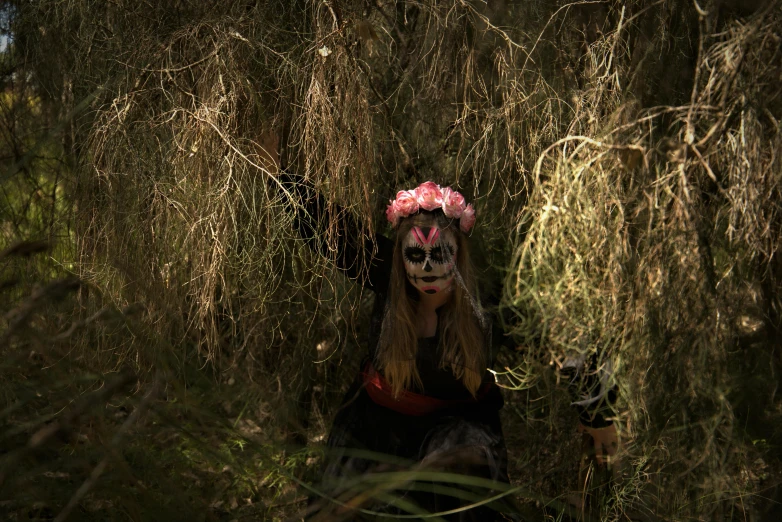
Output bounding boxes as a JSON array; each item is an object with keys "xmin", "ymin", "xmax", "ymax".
[{"xmin": 362, "ymin": 362, "xmax": 491, "ymax": 416}]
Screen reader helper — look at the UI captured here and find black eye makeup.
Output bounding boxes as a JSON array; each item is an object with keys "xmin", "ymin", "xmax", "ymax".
[
  {"xmin": 403, "ymin": 246, "xmax": 427, "ymax": 264},
  {"xmin": 429, "ymin": 244, "xmax": 455, "ymax": 263}
]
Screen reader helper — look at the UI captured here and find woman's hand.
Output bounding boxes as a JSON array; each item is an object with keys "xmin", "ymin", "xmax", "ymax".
[{"xmin": 578, "ymin": 423, "xmax": 619, "ymax": 467}]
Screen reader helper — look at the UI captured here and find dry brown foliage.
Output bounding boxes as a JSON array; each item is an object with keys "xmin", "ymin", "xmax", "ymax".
[{"xmin": 2, "ymin": 0, "xmax": 781, "ymax": 520}]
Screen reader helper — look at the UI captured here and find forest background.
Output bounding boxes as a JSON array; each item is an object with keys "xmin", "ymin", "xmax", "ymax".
[{"xmin": 1, "ymin": 0, "xmax": 781, "ymax": 520}]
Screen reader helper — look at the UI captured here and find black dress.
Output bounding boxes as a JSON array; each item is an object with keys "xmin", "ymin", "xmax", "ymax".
[
  {"xmin": 317, "ymin": 274, "xmax": 510, "ymax": 520},
  {"xmin": 280, "ymin": 175, "xmax": 511, "ymax": 520}
]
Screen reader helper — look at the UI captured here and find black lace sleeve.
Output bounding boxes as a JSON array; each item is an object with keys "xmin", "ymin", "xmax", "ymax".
[
  {"xmin": 277, "ymin": 171, "xmax": 393, "ymax": 294},
  {"xmin": 560, "ymin": 354, "xmax": 617, "ymax": 428},
  {"xmin": 480, "ymin": 287, "xmax": 618, "ymax": 426}
]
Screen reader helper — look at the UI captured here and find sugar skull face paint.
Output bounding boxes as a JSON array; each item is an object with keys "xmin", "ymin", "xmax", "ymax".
[{"xmin": 403, "ymin": 226, "xmax": 457, "ymax": 295}]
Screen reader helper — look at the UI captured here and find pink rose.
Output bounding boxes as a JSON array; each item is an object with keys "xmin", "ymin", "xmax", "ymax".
[
  {"xmin": 441, "ymin": 187, "xmax": 466, "ymax": 218},
  {"xmin": 460, "ymin": 203, "xmax": 476, "ymax": 233},
  {"xmin": 387, "ymin": 190, "xmax": 420, "ymax": 226},
  {"xmin": 415, "ymin": 181, "xmax": 444, "ymax": 211},
  {"xmin": 386, "ymin": 200, "xmax": 400, "ymax": 226},
  {"xmin": 395, "ymin": 190, "xmax": 419, "ymax": 217}
]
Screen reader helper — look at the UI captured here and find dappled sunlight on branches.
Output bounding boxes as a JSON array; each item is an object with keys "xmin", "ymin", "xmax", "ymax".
[{"xmin": 1, "ymin": 0, "xmax": 781, "ymax": 520}]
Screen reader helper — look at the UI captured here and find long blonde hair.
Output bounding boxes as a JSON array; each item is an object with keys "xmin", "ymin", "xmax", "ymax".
[{"xmin": 376, "ymin": 211, "xmax": 487, "ymax": 396}]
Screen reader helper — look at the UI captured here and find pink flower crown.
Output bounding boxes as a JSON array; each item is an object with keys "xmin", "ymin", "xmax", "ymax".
[{"xmin": 385, "ymin": 181, "xmax": 476, "ymax": 233}]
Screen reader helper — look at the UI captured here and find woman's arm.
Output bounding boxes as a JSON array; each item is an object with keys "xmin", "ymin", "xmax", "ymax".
[
  {"xmin": 561, "ymin": 354, "xmax": 617, "ymax": 429},
  {"xmin": 561, "ymin": 354, "xmax": 620, "ymax": 466},
  {"xmin": 277, "ymin": 171, "xmax": 393, "ymax": 293},
  {"xmin": 260, "ymin": 131, "xmax": 392, "ymax": 293}
]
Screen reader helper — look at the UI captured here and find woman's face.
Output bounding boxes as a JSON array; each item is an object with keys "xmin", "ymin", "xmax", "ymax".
[{"xmin": 402, "ymin": 225, "xmax": 457, "ymax": 295}]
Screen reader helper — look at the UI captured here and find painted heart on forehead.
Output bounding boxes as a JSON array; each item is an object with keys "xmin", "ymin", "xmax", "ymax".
[{"xmin": 402, "ymin": 225, "xmax": 457, "ymax": 294}]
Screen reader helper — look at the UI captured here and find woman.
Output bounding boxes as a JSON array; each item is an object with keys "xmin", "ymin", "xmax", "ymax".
[{"xmin": 280, "ymin": 174, "xmax": 511, "ymax": 520}]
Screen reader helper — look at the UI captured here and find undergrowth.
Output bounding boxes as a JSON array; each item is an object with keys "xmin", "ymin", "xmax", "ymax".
[{"xmin": 2, "ymin": 1, "xmax": 781, "ymax": 520}]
